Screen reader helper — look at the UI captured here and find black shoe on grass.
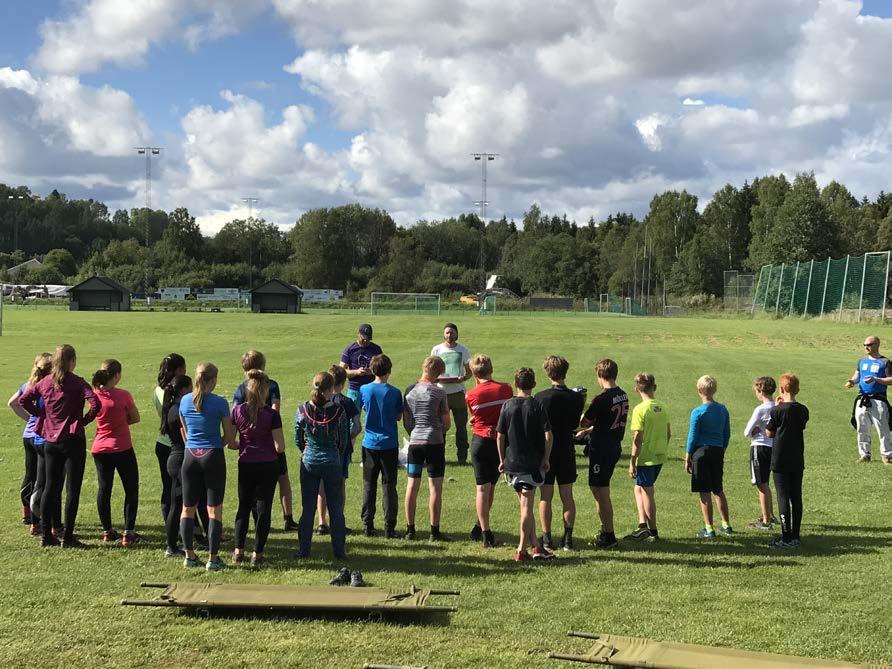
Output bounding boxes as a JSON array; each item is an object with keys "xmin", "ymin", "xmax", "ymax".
[
  {"xmin": 469, "ymin": 524, "xmax": 483, "ymax": 542},
  {"xmin": 350, "ymin": 570, "xmax": 365, "ymax": 587},
  {"xmin": 329, "ymin": 567, "xmax": 351, "ymax": 586}
]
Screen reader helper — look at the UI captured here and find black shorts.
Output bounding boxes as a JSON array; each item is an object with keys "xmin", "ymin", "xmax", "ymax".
[
  {"xmin": 277, "ymin": 451, "xmax": 289, "ymax": 476},
  {"xmin": 750, "ymin": 445, "xmax": 772, "ymax": 485},
  {"xmin": 505, "ymin": 470, "xmax": 544, "ymax": 492},
  {"xmin": 471, "ymin": 435, "xmax": 500, "ymax": 485},
  {"xmin": 690, "ymin": 446, "xmax": 725, "ymax": 494},
  {"xmin": 544, "ymin": 445, "xmax": 577, "ymax": 485},
  {"xmin": 406, "ymin": 443, "xmax": 446, "ymax": 479},
  {"xmin": 588, "ymin": 441, "xmax": 621, "ymax": 487}
]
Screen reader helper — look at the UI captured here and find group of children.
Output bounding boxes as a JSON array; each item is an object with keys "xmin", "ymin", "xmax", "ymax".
[{"xmin": 9, "ymin": 323, "xmax": 810, "ymax": 571}]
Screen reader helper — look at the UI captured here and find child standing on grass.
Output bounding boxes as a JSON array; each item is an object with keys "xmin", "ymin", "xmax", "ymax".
[
  {"xmin": 625, "ymin": 372, "xmax": 669, "ymax": 542},
  {"xmin": 685, "ymin": 375, "xmax": 732, "ymax": 539},
  {"xmin": 496, "ymin": 367, "xmax": 554, "ymax": 562},
  {"xmin": 744, "ymin": 376, "xmax": 778, "ymax": 530},
  {"xmin": 359, "ymin": 354, "xmax": 403, "ymax": 538},
  {"xmin": 766, "ymin": 373, "xmax": 809, "ymax": 549}
]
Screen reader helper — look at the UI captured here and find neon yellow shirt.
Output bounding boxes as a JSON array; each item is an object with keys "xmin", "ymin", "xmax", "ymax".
[{"xmin": 630, "ymin": 398, "xmax": 670, "ymax": 466}]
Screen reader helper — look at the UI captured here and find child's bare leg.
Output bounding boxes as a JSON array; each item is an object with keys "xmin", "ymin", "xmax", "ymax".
[
  {"xmin": 538, "ymin": 484, "xmax": 554, "ymax": 535},
  {"xmin": 756, "ymin": 483, "xmax": 773, "ymax": 523},
  {"xmin": 699, "ymin": 492, "xmax": 713, "ymax": 527},
  {"xmin": 641, "ymin": 486, "xmax": 656, "ymax": 529},
  {"xmin": 715, "ymin": 491, "xmax": 730, "ymax": 526},
  {"xmin": 591, "ymin": 486, "xmax": 614, "ymax": 533}
]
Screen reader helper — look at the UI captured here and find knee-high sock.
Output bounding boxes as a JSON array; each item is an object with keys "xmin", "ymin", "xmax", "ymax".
[
  {"xmin": 180, "ymin": 516, "xmax": 195, "ymax": 551},
  {"xmin": 208, "ymin": 517, "xmax": 223, "ymax": 556}
]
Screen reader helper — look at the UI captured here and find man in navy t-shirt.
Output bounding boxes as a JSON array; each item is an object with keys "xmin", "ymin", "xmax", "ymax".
[{"xmin": 340, "ymin": 324, "xmax": 383, "ymax": 409}]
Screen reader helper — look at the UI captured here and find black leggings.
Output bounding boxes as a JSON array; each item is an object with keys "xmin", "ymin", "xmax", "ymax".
[
  {"xmin": 235, "ymin": 460, "xmax": 279, "ymax": 553},
  {"xmin": 182, "ymin": 448, "xmax": 227, "ymax": 507},
  {"xmin": 42, "ymin": 435, "xmax": 86, "ymax": 542},
  {"xmin": 21, "ymin": 438, "xmax": 38, "ymax": 512},
  {"xmin": 30, "ymin": 442, "xmax": 60, "ymax": 528},
  {"xmin": 94, "ymin": 449, "xmax": 139, "ymax": 533},
  {"xmin": 165, "ymin": 448, "xmax": 210, "ymax": 550},
  {"xmin": 155, "ymin": 441, "xmax": 172, "ymax": 521},
  {"xmin": 773, "ymin": 470, "xmax": 804, "ymax": 541}
]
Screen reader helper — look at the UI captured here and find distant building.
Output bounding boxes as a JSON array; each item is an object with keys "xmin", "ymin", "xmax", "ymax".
[
  {"xmin": 69, "ymin": 276, "xmax": 131, "ymax": 311},
  {"xmin": 250, "ymin": 279, "xmax": 303, "ymax": 314},
  {"xmin": 7, "ymin": 258, "xmax": 42, "ymax": 279},
  {"xmin": 301, "ymin": 288, "xmax": 344, "ymax": 303}
]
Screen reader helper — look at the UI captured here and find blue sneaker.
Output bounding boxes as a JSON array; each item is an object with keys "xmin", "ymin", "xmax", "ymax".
[
  {"xmin": 205, "ymin": 557, "xmax": 226, "ymax": 572},
  {"xmin": 720, "ymin": 525, "xmax": 734, "ymax": 535},
  {"xmin": 183, "ymin": 555, "xmax": 203, "ymax": 568},
  {"xmin": 696, "ymin": 529, "xmax": 716, "ymax": 539}
]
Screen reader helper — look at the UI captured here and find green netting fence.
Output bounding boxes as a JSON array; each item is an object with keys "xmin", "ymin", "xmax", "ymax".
[{"xmin": 752, "ymin": 252, "xmax": 890, "ymax": 320}]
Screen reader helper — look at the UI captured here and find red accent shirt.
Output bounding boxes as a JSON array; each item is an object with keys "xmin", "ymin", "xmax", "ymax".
[
  {"xmin": 19, "ymin": 372, "xmax": 100, "ymax": 443},
  {"xmin": 465, "ymin": 380, "xmax": 513, "ymax": 439},
  {"xmin": 92, "ymin": 387, "xmax": 136, "ymax": 454}
]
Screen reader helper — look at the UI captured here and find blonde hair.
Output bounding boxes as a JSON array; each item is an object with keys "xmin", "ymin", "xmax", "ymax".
[
  {"xmin": 422, "ymin": 356, "xmax": 446, "ymax": 380},
  {"xmin": 193, "ymin": 362, "xmax": 218, "ymax": 412},
  {"xmin": 697, "ymin": 375, "xmax": 717, "ymax": 398},
  {"xmin": 311, "ymin": 371, "xmax": 334, "ymax": 406},
  {"xmin": 51, "ymin": 344, "xmax": 76, "ymax": 387},
  {"xmin": 245, "ymin": 369, "xmax": 269, "ymax": 426},
  {"xmin": 470, "ymin": 354, "xmax": 493, "ymax": 378},
  {"xmin": 634, "ymin": 372, "xmax": 656, "ymax": 394},
  {"xmin": 28, "ymin": 353, "xmax": 52, "ymax": 388}
]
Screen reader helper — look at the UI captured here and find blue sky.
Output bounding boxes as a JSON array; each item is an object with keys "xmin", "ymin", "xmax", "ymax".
[{"xmin": 2, "ymin": 1, "xmax": 892, "ymax": 230}]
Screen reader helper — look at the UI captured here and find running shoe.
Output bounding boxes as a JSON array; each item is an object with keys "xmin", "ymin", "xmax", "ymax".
[
  {"xmin": 329, "ymin": 567, "xmax": 351, "ymax": 586},
  {"xmin": 560, "ymin": 533, "xmax": 574, "ymax": 551},
  {"xmin": 61, "ymin": 536, "xmax": 86, "ymax": 549},
  {"xmin": 165, "ymin": 547, "xmax": 186, "ymax": 558},
  {"xmin": 645, "ymin": 530, "xmax": 660, "ymax": 543},
  {"xmin": 250, "ymin": 555, "xmax": 265, "ymax": 569},
  {"xmin": 748, "ymin": 520, "xmax": 772, "ymax": 531},
  {"xmin": 383, "ymin": 527, "xmax": 398, "ymax": 539},
  {"xmin": 531, "ymin": 546, "xmax": 555, "ymax": 560},
  {"xmin": 283, "ymin": 518, "xmax": 299, "ymax": 532},
  {"xmin": 624, "ymin": 527, "xmax": 652, "ymax": 541},
  {"xmin": 430, "ymin": 530, "xmax": 451, "ymax": 542},
  {"xmin": 41, "ymin": 536, "xmax": 60, "ymax": 548},
  {"xmin": 122, "ymin": 532, "xmax": 141, "ymax": 547},
  {"xmin": 364, "ymin": 525, "xmax": 376, "ymax": 537},
  {"xmin": 205, "ymin": 558, "xmax": 226, "ymax": 572},
  {"xmin": 720, "ymin": 525, "xmax": 734, "ymax": 535},
  {"xmin": 350, "ymin": 570, "xmax": 365, "ymax": 587},
  {"xmin": 469, "ymin": 524, "xmax": 483, "ymax": 542},
  {"xmin": 183, "ymin": 556, "xmax": 203, "ymax": 568},
  {"xmin": 102, "ymin": 530, "xmax": 120, "ymax": 544},
  {"xmin": 30, "ymin": 524, "xmax": 41, "ymax": 537},
  {"xmin": 768, "ymin": 536, "xmax": 796, "ymax": 549},
  {"xmin": 231, "ymin": 551, "xmax": 245, "ymax": 564},
  {"xmin": 857, "ymin": 455, "xmax": 871, "ymax": 463},
  {"xmin": 482, "ymin": 530, "xmax": 496, "ymax": 549},
  {"xmin": 514, "ymin": 550, "xmax": 532, "ymax": 563},
  {"xmin": 315, "ymin": 524, "xmax": 330, "ymax": 536},
  {"xmin": 883, "ymin": 456, "xmax": 892, "ymax": 465},
  {"xmin": 697, "ymin": 529, "xmax": 716, "ymax": 540},
  {"xmin": 594, "ymin": 532, "xmax": 619, "ymax": 549},
  {"xmin": 403, "ymin": 528, "xmax": 417, "ymax": 541}
]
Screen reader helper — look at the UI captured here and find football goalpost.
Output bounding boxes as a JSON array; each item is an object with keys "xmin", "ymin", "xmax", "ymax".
[{"xmin": 370, "ymin": 292, "xmax": 441, "ymax": 315}]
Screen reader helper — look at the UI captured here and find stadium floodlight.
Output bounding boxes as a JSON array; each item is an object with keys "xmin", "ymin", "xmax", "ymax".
[
  {"xmin": 135, "ymin": 146, "xmax": 163, "ymax": 300},
  {"xmin": 6, "ymin": 193, "xmax": 31, "ymax": 252}
]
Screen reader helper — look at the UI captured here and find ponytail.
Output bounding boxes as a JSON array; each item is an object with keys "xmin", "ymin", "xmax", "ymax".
[
  {"xmin": 245, "ymin": 369, "xmax": 269, "ymax": 427},
  {"xmin": 311, "ymin": 371, "xmax": 334, "ymax": 407},
  {"xmin": 92, "ymin": 359, "xmax": 122, "ymax": 389},
  {"xmin": 193, "ymin": 362, "xmax": 218, "ymax": 412},
  {"xmin": 28, "ymin": 352, "xmax": 52, "ymax": 388},
  {"xmin": 157, "ymin": 353, "xmax": 186, "ymax": 387},
  {"xmin": 160, "ymin": 375, "xmax": 192, "ymax": 435},
  {"xmin": 51, "ymin": 344, "xmax": 76, "ymax": 387}
]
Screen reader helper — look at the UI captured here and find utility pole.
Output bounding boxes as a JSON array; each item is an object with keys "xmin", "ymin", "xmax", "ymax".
[
  {"xmin": 135, "ymin": 146, "xmax": 162, "ymax": 300},
  {"xmin": 241, "ymin": 197, "xmax": 259, "ymax": 289},
  {"xmin": 6, "ymin": 194, "xmax": 30, "ymax": 252},
  {"xmin": 471, "ymin": 152, "xmax": 498, "ymax": 295}
]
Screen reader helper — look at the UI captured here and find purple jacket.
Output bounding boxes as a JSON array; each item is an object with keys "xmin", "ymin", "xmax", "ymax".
[{"xmin": 19, "ymin": 372, "xmax": 100, "ymax": 443}]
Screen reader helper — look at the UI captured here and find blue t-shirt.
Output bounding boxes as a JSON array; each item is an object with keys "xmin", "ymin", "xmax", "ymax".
[
  {"xmin": 19, "ymin": 382, "xmax": 44, "ymax": 444},
  {"xmin": 232, "ymin": 378, "xmax": 281, "ymax": 407},
  {"xmin": 180, "ymin": 392, "xmax": 230, "ymax": 449},
  {"xmin": 360, "ymin": 382, "xmax": 403, "ymax": 450},
  {"xmin": 857, "ymin": 357, "xmax": 889, "ymax": 395},
  {"xmin": 341, "ymin": 341, "xmax": 383, "ymax": 391},
  {"xmin": 686, "ymin": 402, "xmax": 731, "ymax": 454}
]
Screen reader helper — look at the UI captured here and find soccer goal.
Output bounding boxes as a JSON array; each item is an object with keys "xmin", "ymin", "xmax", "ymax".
[
  {"xmin": 370, "ymin": 292, "xmax": 441, "ymax": 315},
  {"xmin": 480, "ymin": 294, "xmax": 496, "ymax": 316}
]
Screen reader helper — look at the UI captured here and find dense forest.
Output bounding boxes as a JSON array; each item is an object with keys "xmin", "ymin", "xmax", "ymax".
[{"xmin": 2, "ymin": 174, "xmax": 891, "ymax": 299}]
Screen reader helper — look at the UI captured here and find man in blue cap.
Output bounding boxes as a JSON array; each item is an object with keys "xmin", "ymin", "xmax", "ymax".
[{"xmin": 340, "ymin": 324, "xmax": 383, "ymax": 410}]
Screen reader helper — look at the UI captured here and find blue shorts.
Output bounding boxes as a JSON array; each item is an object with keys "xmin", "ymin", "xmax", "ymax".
[
  {"xmin": 347, "ymin": 388, "xmax": 362, "ymax": 411},
  {"xmin": 635, "ymin": 464, "xmax": 662, "ymax": 488}
]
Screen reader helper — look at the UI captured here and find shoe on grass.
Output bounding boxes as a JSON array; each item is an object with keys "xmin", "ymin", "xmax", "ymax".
[
  {"xmin": 165, "ymin": 547, "xmax": 186, "ymax": 558},
  {"xmin": 283, "ymin": 518, "xmax": 299, "ymax": 532},
  {"xmin": 532, "ymin": 545, "xmax": 555, "ymax": 560},
  {"xmin": 250, "ymin": 555, "xmax": 265, "ymax": 569},
  {"xmin": 430, "ymin": 530, "xmax": 450, "ymax": 542},
  {"xmin": 350, "ymin": 570, "xmax": 365, "ymax": 587},
  {"xmin": 315, "ymin": 524, "xmax": 330, "ymax": 536},
  {"xmin": 769, "ymin": 536, "xmax": 796, "ymax": 549},
  {"xmin": 122, "ymin": 532, "xmax": 141, "ymax": 547},
  {"xmin": 720, "ymin": 525, "xmax": 734, "ymax": 535},
  {"xmin": 514, "ymin": 549, "xmax": 532, "ymax": 563},
  {"xmin": 538, "ymin": 532, "xmax": 554, "ymax": 551},
  {"xmin": 383, "ymin": 527, "xmax": 398, "ymax": 539},
  {"xmin": 102, "ymin": 529, "xmax": 120, "ymax": 544},
  {"xmin": 624, "ymin": 527, "xmax": 651, "ymax": 541},
  {"xmin": 857, "ymin": 455, "xmax": 871, "ymax": 463},
  {"xmin": 560, "ymin": 533, "xmax": 574, "ymax": 551},
  {"xmin": 231, "ymin": 550, "xmax": 245, "ymax": 564},
  {"xmin": 883, "ymin": 456, "xmax": 892, "ymax": 465},
  {"xmin": 364, "ymin": 525, "xmax": 376, "ymax": 537},
  {"xmin": 748, "ymin": 520, "xmax": 772, "ymax": 531},
  {"xmin": 697, "ymin": 529, "xmax": 716, "ymax": 539},
  {"xmin": 183, "ymin": 555, "xmax": 203, "ymax": 568},
  {"xmin": 205, "ymin": 557, "xmax": 226, "ymax": 572},
  {"xmin": 594, "ymin": 532, "xmax": 618, "ymax": 548},
  {"xmin": 469, "ymin": 525, "xmax": 483, "ymax": 542},
  {"xmin": 329, "ymin": 567, "xmax": 351, "ymax": 586},
  {"xmin": 42, "ymin": 536, "xmax": 61, "ymax": 548},
  {"xmin": 482, "ymin": 530, "xmax": 496, "ymax": 549},
  {"xmin": 61, "ymin": 536, "xmax": 86, "ymax": 549}
]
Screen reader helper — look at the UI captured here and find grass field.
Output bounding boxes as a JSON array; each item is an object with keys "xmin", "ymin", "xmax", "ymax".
[{"xmin": 1, "ymin": 307, "xmax": 891, "ymax": 668}]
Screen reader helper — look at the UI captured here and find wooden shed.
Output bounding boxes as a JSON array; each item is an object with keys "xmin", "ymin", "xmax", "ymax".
[
  {"xmin": 251, "ymin": 279, "xmax": 303, "ymax": 314},
  {"xmin": 69, "ymin": 276, "xmax": 131, "ymax": 311}
]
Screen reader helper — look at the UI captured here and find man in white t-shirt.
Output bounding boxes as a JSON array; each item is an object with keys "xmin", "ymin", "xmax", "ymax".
[{"xmin": 431, "ymin": 323, "xmax": 472, "ymax": 464}]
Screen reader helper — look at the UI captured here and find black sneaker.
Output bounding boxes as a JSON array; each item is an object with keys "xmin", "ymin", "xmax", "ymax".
[
  {"xmin": 283, "ymin": 518, "xmax": 299, "ymax": 532},
  {"xmin": 350, "ymin": 570, "xmax": 365, "ymax": 587},
  {"xmin": 41, "ymin": 536, "xmax": 61, "ymax": 548},
  {"xmin": 430, "ymin": 530, "xmax": 451, "ymax": 542},
  {"xmin": 469, "ymin": 525, "xmax": 483, "ymax": 542},
  {"xmin": 364, "ymin": 525, "xmax": 376, "ymax": 537},
  {"xmin": 315, "ymin": 524, "xmax": 330, "ymax": 536},
  {"xmin": 594, "ymin": 532, "xmax": 619, "ymax": 548},
  {"xmin": 483, "ymin": 530, "xmax": 496, "ymax": 548},
  {"xmin": 404, "ymin": 527, "xmax": 417, "ymax": 541},
  {"xmin": 250, "ymin": 555, "xmax": 265, "ymax": 569},
  {"xmin": 383, "ymin": 527, "xmax": 398, "ymax": 539},
  {"xmin": 539, "ymin": 532, "xmax": 554, "ymax": 551},
  {"xmin": 329, "ymin": 567, "xmax": 351, "ymax": 586},
  {"xmin": 624, "ymin": 527, "xmax": 652, "ymax": 541},
  {"xmin": 560, "ymin": 533, "xmax": 574, "ymax": 551},
  {"xmin": 61, "ymin": 536, "xmax": 86, "ymax": 549}
]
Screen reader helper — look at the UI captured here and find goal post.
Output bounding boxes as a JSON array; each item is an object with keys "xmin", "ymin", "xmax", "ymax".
[
  {"xmin": 370, "ymin": 292, "xmax": 441, "ymax": 315},
  {"xmin": 479, "ymin": 294, "xmax": 496, "ymax": 316}
]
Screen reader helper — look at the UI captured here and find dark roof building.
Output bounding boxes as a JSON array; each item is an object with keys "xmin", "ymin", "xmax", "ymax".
[
  {"xmin": 69, "ymin": 276, "xmax": 131, "ymax": 312},
  {"xmin": 250, "ymin": 279, "xmax": 303, "ymax": 314}
]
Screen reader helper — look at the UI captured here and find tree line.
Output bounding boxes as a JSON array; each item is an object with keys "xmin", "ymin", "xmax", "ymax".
[{"xmin": 2, "ymin": 174, "xmax": 891, "ymax": 299}]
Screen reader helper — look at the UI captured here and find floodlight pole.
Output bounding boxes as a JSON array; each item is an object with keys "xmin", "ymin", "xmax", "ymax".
[
  {"xmin": 471, "ymin": 152, "xmax": 498, "ymax": 295},
  {"xmin": 135, "ymin": 147, "xmax": 162, "ymax": 300},
  {"xmin": 241, "ymin": 198, "xmax": 259, "ymax": 289},
  {"xmin": 6, "ymin": 194, "xmax": 30, "ymax": 252}
]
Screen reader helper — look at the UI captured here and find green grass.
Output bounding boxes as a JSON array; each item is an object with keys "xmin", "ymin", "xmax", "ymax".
[{"xmin": 1, "ymin": 307, "xmax": 891, "ymax": 668}]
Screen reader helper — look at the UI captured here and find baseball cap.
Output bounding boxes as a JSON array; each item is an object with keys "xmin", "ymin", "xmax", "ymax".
[{"xmin": 358, "ymin": 324, "xmax": 373, "ymax": 339}]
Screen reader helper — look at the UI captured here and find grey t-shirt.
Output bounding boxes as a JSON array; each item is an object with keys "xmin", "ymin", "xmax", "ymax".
[{"xmin": 404, "ymin": 382, "xmax": 448, "ymax": 444}]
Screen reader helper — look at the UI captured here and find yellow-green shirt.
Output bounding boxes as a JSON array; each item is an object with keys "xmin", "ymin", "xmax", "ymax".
[
  {"xmin": 629, "ymin": 398, "xmax": 670, "ymax": 466},
  {"xmin": 153, "ymin": 385, "xmax": 172, "ymax": 448}
]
